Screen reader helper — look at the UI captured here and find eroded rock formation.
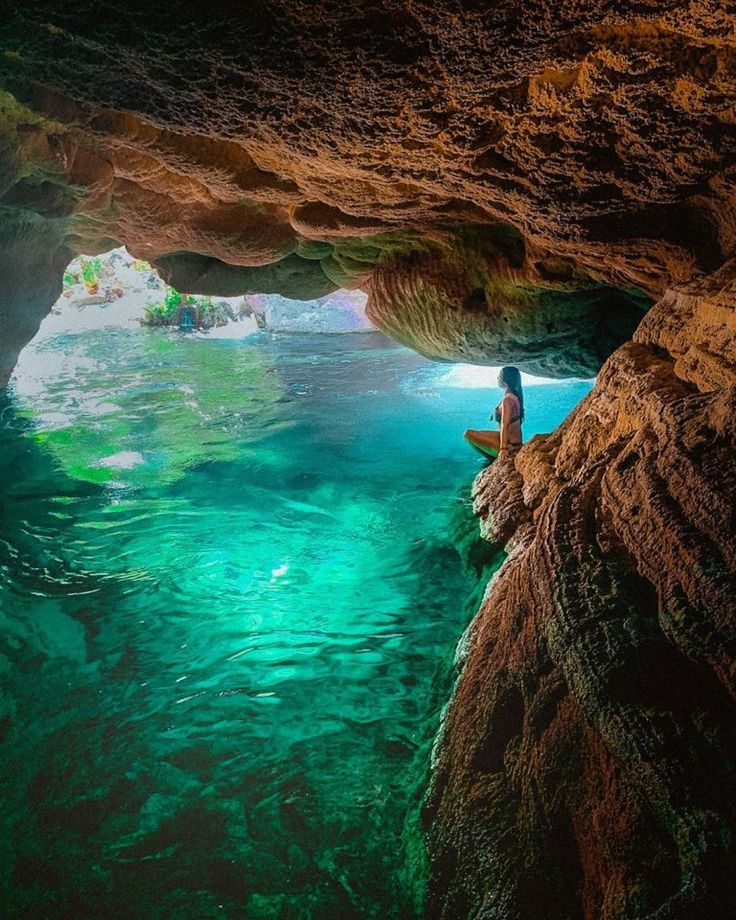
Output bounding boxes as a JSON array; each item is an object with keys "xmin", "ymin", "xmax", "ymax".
[
  {"xmin": 366, "ymin": 226, "xmax": 651, "ymax": 376},
  {"xmin": 1, "ymin": 1, "xmax": 736, "ymax": 380},
  {"xmin": 426, "ymin": 265, "xmax": 736, "ymax": 919},
  {"xmin": 0, "ymin": 3, "xmax": 735, "ymax": 918}
]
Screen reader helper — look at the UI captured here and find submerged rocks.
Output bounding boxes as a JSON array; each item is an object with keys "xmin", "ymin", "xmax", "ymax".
[{"xmin": 425, "ymin": 263, "xmax": 736, "ymax": 919}]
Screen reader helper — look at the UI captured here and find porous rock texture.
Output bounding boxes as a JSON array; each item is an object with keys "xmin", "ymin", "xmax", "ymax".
[
  {"xmin": 426, "ymin": 264, "xmax": 736, "ymax": 919},
  {"xmin": 2, "ymin": 1, "xmax": 736, "ymax": 381},
  {"xmin": 1, "ymin": 3, "xmax": 736, "ymax": 918}
]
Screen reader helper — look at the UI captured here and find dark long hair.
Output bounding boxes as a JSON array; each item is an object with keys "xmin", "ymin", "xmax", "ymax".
[{"xmin": 499, "ymin": 365, "xmax": 524, "ymax": 422}]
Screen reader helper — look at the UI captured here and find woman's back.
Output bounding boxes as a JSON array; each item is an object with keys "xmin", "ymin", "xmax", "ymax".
[{"xmin": 495, "ymin": 392, "xmax": 522, "ymax": 445}]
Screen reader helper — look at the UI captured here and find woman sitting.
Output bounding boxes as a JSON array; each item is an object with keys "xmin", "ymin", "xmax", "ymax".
[{"xmin": 464, "ymin": 365, "xmax": 524, "ymax": 459}]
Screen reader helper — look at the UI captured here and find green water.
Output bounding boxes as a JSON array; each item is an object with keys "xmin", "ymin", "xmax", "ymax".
[{"xmin": 0, "ymin": 326, "xmax": 592, "ymax": 919}]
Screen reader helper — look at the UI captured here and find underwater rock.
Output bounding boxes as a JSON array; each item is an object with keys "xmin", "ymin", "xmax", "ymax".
[{"xmin": 425, "ymin": 262, "xmax": 736, "ymax": 919}]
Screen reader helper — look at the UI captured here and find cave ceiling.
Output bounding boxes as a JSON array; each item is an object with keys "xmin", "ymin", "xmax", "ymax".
[{"xmin": 0, "ymin": 1, "xmax": 735, "ymax": 378}]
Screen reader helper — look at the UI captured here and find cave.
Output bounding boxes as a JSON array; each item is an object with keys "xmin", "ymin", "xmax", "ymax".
[{"xmin": 1, "ymin": 3, "xmax": 735, "ymax": 919}]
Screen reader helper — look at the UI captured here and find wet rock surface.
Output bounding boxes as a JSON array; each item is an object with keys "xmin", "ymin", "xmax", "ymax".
[{"xmin": 425, "ymin": 263, "xmax": 736, "ymax": 919}]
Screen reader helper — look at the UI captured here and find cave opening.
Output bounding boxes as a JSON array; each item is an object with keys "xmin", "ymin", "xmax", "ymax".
[{"xmin": 1, "ymin": 246, "xmax": 596, "ymax": 920}]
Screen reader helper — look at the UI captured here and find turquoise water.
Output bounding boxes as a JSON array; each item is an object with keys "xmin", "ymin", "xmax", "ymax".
[{"xmin": 0, "ymin": 325, "xmax": 592, "ymax": 919}]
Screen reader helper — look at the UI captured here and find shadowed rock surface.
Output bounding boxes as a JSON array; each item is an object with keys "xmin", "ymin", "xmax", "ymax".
[
  {"xmin": 426, "ymin": 264, "xmax": 736, "ymax": 919},
  {"xmin": 366, "ymin": 226, "xmax": 652, "ymax": 375},
  {"xmin": 1, "ymin": 3, "xmax": 736, "ymax": 918}
]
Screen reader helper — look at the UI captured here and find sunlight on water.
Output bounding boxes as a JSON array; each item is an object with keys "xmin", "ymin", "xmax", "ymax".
[{"xmin": 0, "ymin": 325, "xmax": 592, "ymax": 919}]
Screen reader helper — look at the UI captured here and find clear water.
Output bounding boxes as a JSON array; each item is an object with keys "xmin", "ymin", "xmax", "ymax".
[{"xmin": 0, "ymin": 325, "xmax": 592, "ymax": 919}]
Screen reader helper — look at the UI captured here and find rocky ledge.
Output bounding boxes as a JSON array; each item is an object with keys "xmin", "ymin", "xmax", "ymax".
[{"xmin": 425, "ymin": 263, "xmax": 736, "ymax": 919}]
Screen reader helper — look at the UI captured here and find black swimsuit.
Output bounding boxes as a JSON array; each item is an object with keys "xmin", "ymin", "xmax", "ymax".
[
  {"xmin": 494, "ymin": 403, "xmax": 521, "ymax": 424},
  {"xmin": 494, "ymin": 397, "xmax": 523, "ymax": 445}
]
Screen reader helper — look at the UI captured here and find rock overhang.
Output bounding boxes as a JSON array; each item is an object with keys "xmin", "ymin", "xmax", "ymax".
[{"xmin": 0, "ymin": 0, "xmax": 734, "ymax": 382}]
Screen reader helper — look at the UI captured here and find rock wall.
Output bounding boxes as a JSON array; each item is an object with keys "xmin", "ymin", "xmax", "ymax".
[
  {"xmin": 425, "ymin": 262, "xmax": 736, "ymax": 919},
  {"xmin": 365, "ymin": 226, "xmax": 651, "ymax": 376},
  {"xmin": 0, "ymin": 205, "xmax": 71, "ymax": 384}
]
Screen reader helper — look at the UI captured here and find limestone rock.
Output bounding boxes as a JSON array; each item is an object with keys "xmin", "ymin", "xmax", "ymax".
[
  {"xmin": 1, "ymin": 1, "xmax": 735, "ymax": 378},
  {"xmin": 366, "ymin": 227, "xmax": 650, "ymax": 377},
  {"xmin": 0, "ymin": 6, "xmax": 735, "ymax": 916},
  {"xmin": 154, "ymin": 252, "xmax": 339, "ymax": 302},
  {"xmin": 426, "ymin": 263, "xmax": 736, "ymax": 919},
  {"xmin": 0, "ymin": 206, "xmax": 71, "ymax": 384}
]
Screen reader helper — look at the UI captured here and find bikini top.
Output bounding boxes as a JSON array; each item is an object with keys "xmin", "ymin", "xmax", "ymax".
[{"xmin": 493, "ymin": 394, "xmax": 522, "ymax": 425}]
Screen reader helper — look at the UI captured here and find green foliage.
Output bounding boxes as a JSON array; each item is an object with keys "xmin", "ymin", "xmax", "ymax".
[
  {"xmin": 142, "ymin": 304, "xmax": 173, "ymax": 326},
  {"xmin": 79, "ymin": 256, "xmax": 103, "ymax": 286},
  {"xmin": 141, "ymin": 288, "xmax": 232, "ymax": 328},
  {"xmin": 163, "ymin": 288, "xmax": 183, "ymax": 312},
  {"xmin": 197, "ymin": 298, "xmax": 231, "ymax": 327},
  {"xmin": 143, "ymin": 287, "xmax": 181, "ymax": 326},
  {"xmin": 62, "ymin": 270, "xmax": 78, "ymax": 289}
]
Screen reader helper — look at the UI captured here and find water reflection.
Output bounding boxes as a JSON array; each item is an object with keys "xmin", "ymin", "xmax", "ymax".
[{"xmin": 1, "ymin": 329, "xmax": 592, "ymax": 919}]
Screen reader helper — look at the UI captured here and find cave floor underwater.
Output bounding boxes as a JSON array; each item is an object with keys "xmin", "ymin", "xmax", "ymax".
[{"xmin": 0, "ymin": 319, "xmax": 591, "ymax": 920}]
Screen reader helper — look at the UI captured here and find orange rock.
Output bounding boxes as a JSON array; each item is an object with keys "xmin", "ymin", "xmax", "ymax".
[
  {"xmin": 426, "ymin": 264, "xmax": 736, "ymax": 918},
  {"xmin": 0, "ymin": 0, "xmax": 734, "ymax": 381},
  {"xmin": 0, "ymin": 8, "xmax": 735, "ymax": 914}
]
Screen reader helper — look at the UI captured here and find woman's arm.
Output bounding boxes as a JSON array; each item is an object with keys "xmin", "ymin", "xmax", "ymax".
[
  {"xmin": 499, "ymin": 395, "xmax": 511, "ymax": 451},
  {"xmin": 499, "ymin": 395, "xmax": 516, "ymax": 452}
]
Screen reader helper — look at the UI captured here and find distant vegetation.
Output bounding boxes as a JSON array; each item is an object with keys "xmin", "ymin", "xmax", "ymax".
[
  {"xmin": 58, "ymin": 248, "xmax": 245, "ymax": 330},
  {"xmin": 142, "ymin": 288, "xmax": 233, "ymax": 328},
  {"xmin": 80, "ymin": 256, "xmax": 104, "ymax": 292},
  {"xmin": 63, "ymin": 256, "xmax": 105, "ymax": 293}
]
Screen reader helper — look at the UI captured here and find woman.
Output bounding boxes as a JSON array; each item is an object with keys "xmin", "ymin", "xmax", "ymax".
[{"xmin": 464, "ymin": 365, "xmax": 524, "ymax": 459}]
